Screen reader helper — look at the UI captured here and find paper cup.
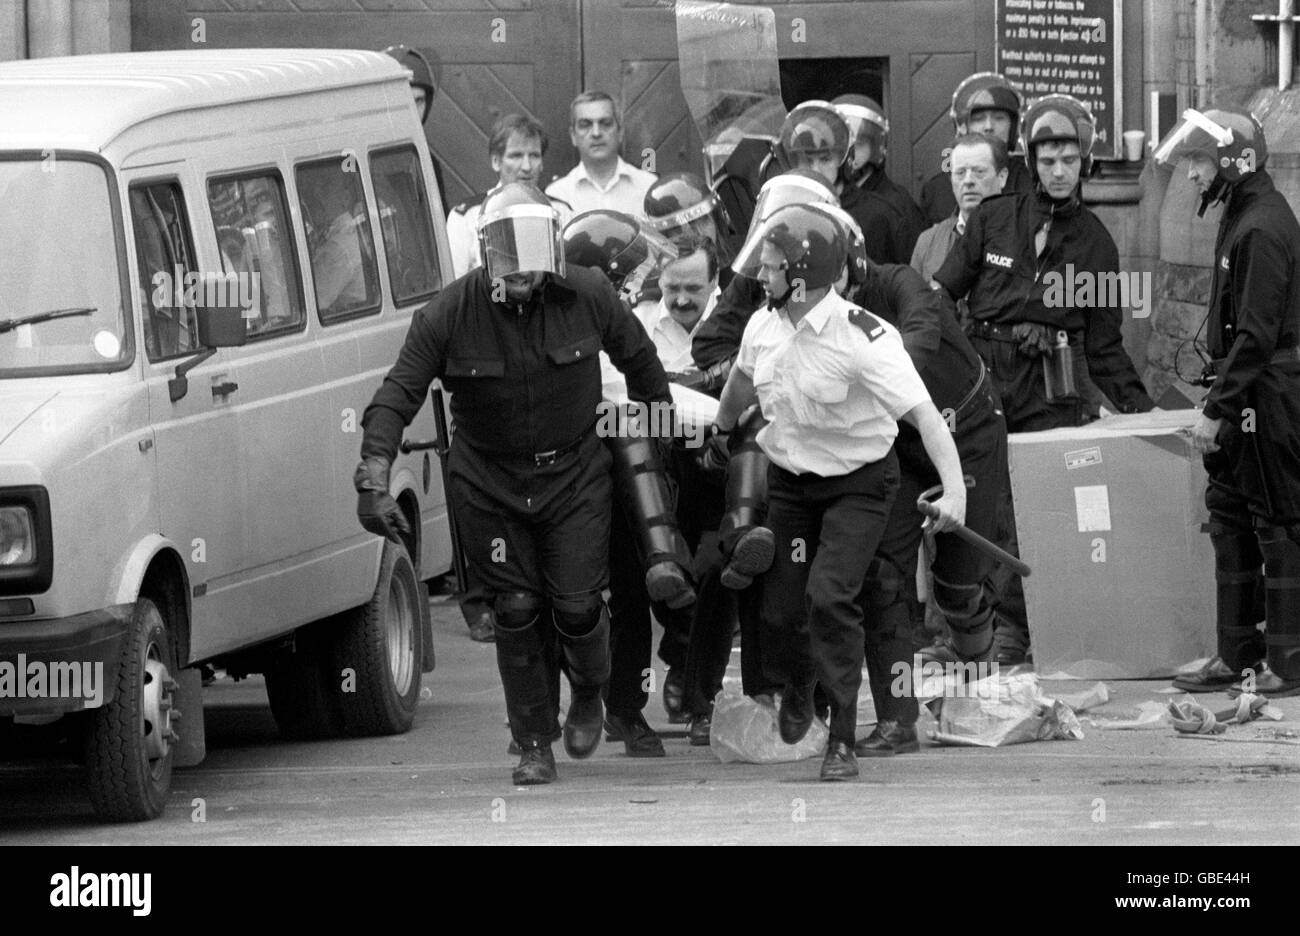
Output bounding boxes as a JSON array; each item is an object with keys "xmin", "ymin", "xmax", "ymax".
[{"xmin": 1123, "ymin": 130, "xmax": 1146, "ymax": 162}]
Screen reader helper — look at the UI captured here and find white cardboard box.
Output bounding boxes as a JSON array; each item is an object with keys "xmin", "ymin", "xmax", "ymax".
[{"xmin": 1008, "ymin": 409, "xmax": 1215, "ymax": 678}]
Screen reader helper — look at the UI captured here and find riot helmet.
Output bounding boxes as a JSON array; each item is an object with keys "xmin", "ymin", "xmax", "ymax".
[{"xmin": 478, "ymin": 182, "xmax": 565, "ymax": 279}]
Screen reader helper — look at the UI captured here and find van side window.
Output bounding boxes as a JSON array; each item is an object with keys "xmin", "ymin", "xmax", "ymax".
[
  {"xmin": 129, "ymin": 182, "xmax": 199, "ymax": 361},
  {"xmin": 296, "ymin": 157, "xmax": 382, "ymax": 323},
  {"xmin": 207, "ymin": 173, "xmax": 304, "ymax": 339},
  {"xmin": 370, "ymin": 146, "xmax": 442, "ymax": 305}
]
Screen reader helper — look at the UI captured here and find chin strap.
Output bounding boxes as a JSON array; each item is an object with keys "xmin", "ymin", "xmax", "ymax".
[
  {"xmin": 767, "ymin": 282, "xmax": 795, "ymax": 311},
  {"xmin": 1197, "ymin": 176, "xmax": 1229, "ymax": 217}
]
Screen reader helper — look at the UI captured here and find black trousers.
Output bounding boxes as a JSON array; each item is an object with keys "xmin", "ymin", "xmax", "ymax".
[
  {"xmin": 761, "ymin": 452, "xmax": 899, "ymax": 744},
  {"xmin": 968, "ymin": 334, "xmax": 1080, "ymax": 655},
  {"xmin": 447, "ymin": 433, "xmax": 611, "ymax": 739}
]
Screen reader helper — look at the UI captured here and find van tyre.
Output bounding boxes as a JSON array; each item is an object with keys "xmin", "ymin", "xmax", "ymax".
[
  {"xmin": 84, "ymin": 598, "xmax": 177, "ymax": 822},
  {"xmin": 265, "ymin": 617, "xmax": 346, "ymax": 741},
  {"xmin": 333, "ymin": 541, "xmax": 423, "ymax": 736}
]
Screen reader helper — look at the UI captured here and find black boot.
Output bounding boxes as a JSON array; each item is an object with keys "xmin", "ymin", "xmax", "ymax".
[
  {"xmin": 556, "ymin": 608, "xmax": 611, "ymax": 759},
  {"xmin": 512, "ymin": 738, "xmax": 557, "ymax": 785}
]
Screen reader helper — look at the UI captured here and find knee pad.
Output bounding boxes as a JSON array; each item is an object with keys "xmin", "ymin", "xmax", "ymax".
[
  {"xmin": 494, "ymin": 592, "xmax": 545, "ymax": 631},
  {"xmin": 551, "ymin": 590, "xmax": 606, "ymax": 638},
  {"xmin": 931, "ymin": 574, "xmax": 984, "ymax": 621}
]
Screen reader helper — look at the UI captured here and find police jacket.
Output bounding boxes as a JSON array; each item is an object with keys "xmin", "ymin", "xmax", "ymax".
[
  {"xmin": 920, "ymin": 157, "xmax": 1034, "ymax": 226},
  {"xmin": 857, "ymin": 168, "xmax": 925, "ymax": 262},
  {"xmin": 933, "ymin": 188, "xmax": 1154, "ymax": 413},
  {"xmin": 361, "ymin": 265, "xmax": 671, "ymax": 463},
  {"xmin": 1203, "ymin": 169, "xmax": 1300, "ymax": 422},
  {"xmin": 854, "ymin": 261, "xmax": 985, "ymax": 416},
  {"xmin": 841, "ymin": 183, "xmax": 913, "ymax": 266}
]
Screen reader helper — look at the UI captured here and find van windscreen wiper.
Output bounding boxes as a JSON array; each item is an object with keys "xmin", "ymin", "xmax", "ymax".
[{"xmin": 0, "ymin": 307, "xmax": 96, "ymax": 335}]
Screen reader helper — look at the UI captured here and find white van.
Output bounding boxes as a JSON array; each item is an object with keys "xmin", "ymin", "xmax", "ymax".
[{"xmin": 0, "ymin": 50, "xmax": 456, "ymax": 821}]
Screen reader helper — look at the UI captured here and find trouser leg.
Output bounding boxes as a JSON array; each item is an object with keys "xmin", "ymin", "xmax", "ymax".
[
  {"xmin": 862, "ymin": 557, "xmax": 918, "ymax": 726},
  {"xmin": 803, "ymin": 457, "xmax": 898, "ymax": 745},
  {"xmin": 682, "ymin": 536, "xmax": 737, "ymax": 715},
  {"xmin": 606, "ymin": 502, "xmax": 653, "ymax": 717}
]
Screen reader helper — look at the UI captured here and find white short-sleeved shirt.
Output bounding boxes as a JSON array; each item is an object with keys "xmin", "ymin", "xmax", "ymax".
[
  {"xmin": 545, "ymin": 158, "xmax": 656, "ymax": 217},
  {"xmin": 634, "ymin": 288, "xmax": 719, "ymax": 372},
  {"xmin": 735, "ymin": 290, "xmax": 932, "ymax": 476}
]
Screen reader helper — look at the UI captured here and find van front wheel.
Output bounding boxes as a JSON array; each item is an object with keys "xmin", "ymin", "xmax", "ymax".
[
  {"xmin": 333, "ymin": 541, "xmax": 423, "ymax": 736},
  {"xmin": 84, "ymin": 598, "xmax": 176, "ymax": 822}
]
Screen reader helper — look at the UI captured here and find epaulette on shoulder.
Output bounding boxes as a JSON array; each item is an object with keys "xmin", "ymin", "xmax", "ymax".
[
  {"xmin": 847, "ymin": 307, "xmax": 887, "ymax": 342},
  {"xmin": 451, "ymin": 190, "xmax": 489, "ymax": 215}
]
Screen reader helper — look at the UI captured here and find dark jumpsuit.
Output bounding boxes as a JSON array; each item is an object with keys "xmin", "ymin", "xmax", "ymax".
[
  {"xmin": 1198, "ymin": 169, "xmax": 1300, "ymax": 678},
  {"xmin": 360, "ymin": 265, "xmax": 670, "ymax": 742}
]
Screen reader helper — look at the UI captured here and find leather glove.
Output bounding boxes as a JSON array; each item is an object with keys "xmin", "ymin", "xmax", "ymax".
[
  {"xmin": 698, "ymin": 424, "xmax": 733, "ymax": 478},
  {"xmin": 354, "ymin": 456, "xmax": 411, "ymax": 543},
  {"xmin": 1011, "ymin": 321, "xmax": 1053, "ymax": 357}
]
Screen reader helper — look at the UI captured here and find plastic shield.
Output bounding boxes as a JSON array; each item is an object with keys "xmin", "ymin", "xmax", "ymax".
[
  {"xmin": 1152, "ymin": 109, "xmax": 1230, "ymax": 168},
  {"xmin": 479, "ymin": 204, "xmax": 563, "ymax": 277},
  {"xmin": 676, "ymin": 1, "xmax": 786, "ymax": 179}
]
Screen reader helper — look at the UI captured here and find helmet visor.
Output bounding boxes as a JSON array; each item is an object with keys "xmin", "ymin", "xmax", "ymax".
[
  {"xmin": 480, "ymin": 204, "xmax": 564, "ymax": 278},
  {"xmin": 620, "ymin": 227, "xmax": 679, "ymax": 297},
  {"xmin": 1152, "ymin": 109, "xmax": 1231, "ymax": 168},
  {"xmin": 750, "ymin": 173, "xmax": 836, "ymax": 225}
]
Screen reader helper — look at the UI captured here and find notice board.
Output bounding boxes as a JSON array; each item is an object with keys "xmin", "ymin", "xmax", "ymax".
[{"xmin": 996, "ymin": 0, "xmax": 1121, "ymax": 159}]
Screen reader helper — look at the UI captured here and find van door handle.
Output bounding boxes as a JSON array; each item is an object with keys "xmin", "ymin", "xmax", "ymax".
[{"xmin": 211, "ymin": 381, "xmax": 239, "ymax": 399}]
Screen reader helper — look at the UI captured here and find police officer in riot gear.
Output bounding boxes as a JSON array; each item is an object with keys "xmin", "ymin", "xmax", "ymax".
[
  {"xmin": 831, "ymin": 94, "xmax": 924, "ymax": 260},
  {"xmin": 1155, "ymin": 108, "xmax": 1300, "ymax": 697},
  {"xmin": 643, "ymin": 171, "xmax": 737, "ymax": 272},
  {"xmin": 920, "ymin": 72, "xmax": 1034, "ymax": 226},
  {"xmin": 357, "ymin": 183, "xmax": 672, "ymax": 783},
  {"xmin": 933, "ymin": 93, "xmax": 1153, "ymax": 664}
]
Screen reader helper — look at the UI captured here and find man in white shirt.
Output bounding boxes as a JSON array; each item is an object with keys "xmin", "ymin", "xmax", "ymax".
[
  {"xmin": 546, "ymin": 91, "xmax": 657, "ymax": 217},
  {"xmin": 446, "ymin": 114, "xmax": 568, "ymax": 279},
  {"xmin": 635, "ymin": 238, "xmax": 719, "ymax": 374},
  {"xmin": 707, "ymin": 204, "xmax": 966, "ymax": 780}
]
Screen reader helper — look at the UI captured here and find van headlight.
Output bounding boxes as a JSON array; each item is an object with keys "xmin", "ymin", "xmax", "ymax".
[{"xmin": 0, "ymin": 506, "xmax": 35, "ymax": 566}]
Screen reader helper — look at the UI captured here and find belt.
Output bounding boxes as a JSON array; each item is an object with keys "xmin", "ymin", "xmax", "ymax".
[
  {"xmin": 965, "ymin": 319, "xmax": 1022, "ymax": 342},
  {"xmin": 531, "ymin": 433, "xmax": 586, "ymax": 467}
]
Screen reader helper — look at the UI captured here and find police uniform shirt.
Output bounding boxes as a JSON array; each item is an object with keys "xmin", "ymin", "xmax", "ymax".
[
  {"xmin": 545, "ymin": 157, "xmax": 656, "ymax": 217},
  {"xmin": 735, "ymin": 289, "xmax": 931, "ymax": 476},
  {"xmin": 445, "ymin": 193, "xmax": 486, "ymax": 279},
  {"xmin": 636, "ymin": 287, "xmax": 720, "ymax": 372}
]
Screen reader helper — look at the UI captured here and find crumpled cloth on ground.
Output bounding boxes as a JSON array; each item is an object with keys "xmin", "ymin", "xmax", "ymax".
[{"xmin": 1167, "ymin": 693, "xmax": 1282, "ymax": 735}]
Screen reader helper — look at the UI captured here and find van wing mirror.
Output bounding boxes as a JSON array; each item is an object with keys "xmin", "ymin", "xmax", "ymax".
[
  {"xmin": 168, "ymin": 304, "xmax": 248, "ymax": 403},
  {"xmin": 196, "ymin": 303, "xmax": 249, "ymax": 349}
]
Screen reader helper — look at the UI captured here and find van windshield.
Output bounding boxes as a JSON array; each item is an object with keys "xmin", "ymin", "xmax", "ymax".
[{"xmin": 0, "ymin": 158, "xmax": 130, "ymax": 378}]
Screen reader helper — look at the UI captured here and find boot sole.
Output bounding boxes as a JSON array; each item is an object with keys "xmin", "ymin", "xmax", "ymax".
[
  {"xmin": 645, "ymin": 565, "xmax": 697, "ymax": 609},
  {"xmin": 727, "ymin": 528, "xmax": 775, "ymax": 577}
]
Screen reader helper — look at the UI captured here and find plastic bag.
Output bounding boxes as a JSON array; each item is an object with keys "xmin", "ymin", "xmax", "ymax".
[
  {"xmin": 709, "ymin": 689, "xmax": 828, "ymax": 763},
  {"xmin": 927, "ymin": 670, "xmax": 1084, "ymax": 747}
]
